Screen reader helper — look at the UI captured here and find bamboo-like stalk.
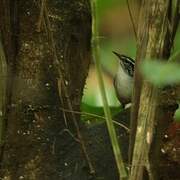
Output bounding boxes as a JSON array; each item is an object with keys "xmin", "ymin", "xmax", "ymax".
[
  {"xmin": 129, "ymin": 0, "xmax": 179, "ymax": 179},
  {"xmin": 91, "ymin": 1, "xmax": 127, "ymax": 179}
]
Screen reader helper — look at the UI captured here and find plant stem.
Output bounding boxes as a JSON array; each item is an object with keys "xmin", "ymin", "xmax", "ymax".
[{"xmin": 91, "ymin": 1, "xmax": 127, "ymax": 179}]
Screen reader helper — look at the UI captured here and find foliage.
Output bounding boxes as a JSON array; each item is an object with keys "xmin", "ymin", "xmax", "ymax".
[
  {"xmin": 141, "ymin": 60, "xmax": 180, "ymax": 86},
  {"xmin": 174, "ymin": 107, "xmax": 180, "ymax": 122},
  {"xmin": 81, "ymin": 102, "xmax": 121, "ymax": 122},
  {"xmin": 141, "ymin": 54, "xmax": 180, "ymax": 124},
  {"xmin": 96, "ymin": 0, "xmax": 125, "ymax": 16}
]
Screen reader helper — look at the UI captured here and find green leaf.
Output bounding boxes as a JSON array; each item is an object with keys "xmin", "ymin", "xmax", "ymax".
[
  {"xmin": 141, "ymin": 61, "xmax": 180, "ymax": 86},
  {"xmin": 81, "ymin": 103, "xmax": 105, "ymax": 116},
  {"xmin": 174, "ymin": 107, "xmax": 180, "ymax": 122},
  {"xmin": 80, "ymin": 102, "xmax": 122, "ymax": 122}
]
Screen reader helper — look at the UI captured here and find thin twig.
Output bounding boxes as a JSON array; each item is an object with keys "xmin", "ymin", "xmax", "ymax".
[
  {"xmin": 36, "ymin": 0, "xmax": 46, "ymax": 32},
  {"xmin": 57, "ymin": 79, "xmax": 68, "ymax": 126},
  {"xmin": 126, "ymin": 0, "xmax": 137, "ymax": 40},
  {"xmin": 59, "ymin": 107, "xmax": 130, "ymax": 132},
  {"xmin": 59, "ymin": 129, "xmax": 80, "ymax": 143}
]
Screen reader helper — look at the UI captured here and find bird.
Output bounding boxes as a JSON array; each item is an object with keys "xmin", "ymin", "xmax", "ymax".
[{"xmin": 113, "ymin": 51, "xmax": 135, "ymax": 108}]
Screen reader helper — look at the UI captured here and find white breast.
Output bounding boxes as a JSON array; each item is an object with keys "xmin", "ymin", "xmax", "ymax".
[{"xmin": 115, "ymin": 65, "xmax": 133, "ymax": 100}]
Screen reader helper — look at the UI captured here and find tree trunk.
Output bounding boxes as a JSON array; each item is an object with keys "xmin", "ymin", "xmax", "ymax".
[
  {"xmin": 0, "ymin": 0, "xmax": 91, "ymax": 179},
  {"xmin": 129, "ymin": 0, "xmax": 179, "ymax": 180}
]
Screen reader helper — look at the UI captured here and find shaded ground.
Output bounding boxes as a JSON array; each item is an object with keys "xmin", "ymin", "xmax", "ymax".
[
  {"xmin": 55, "ymin": 109, "xmax": 130, "ymax": 180},
  {"xmin": 0, "ymin": 108, "xmax": 179, "ymax": 180},
  {"xmin": 55, "ymin": 109, "xmax": 180, "ymax": 180},
  {"xmin": 47, "ymin": 108, "xmax": 180, "ymax": 180}
]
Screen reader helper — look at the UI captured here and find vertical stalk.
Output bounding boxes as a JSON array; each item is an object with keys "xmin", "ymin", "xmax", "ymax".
[
  {"xmin": 91, "ymin": 1, "xmax": 127, "ymax": 179},
  {"xmin": 129, "ymin": 0, "xmax": 179, "ymax": 179}
]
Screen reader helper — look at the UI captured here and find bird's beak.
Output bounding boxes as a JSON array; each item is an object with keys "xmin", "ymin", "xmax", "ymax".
[
  {"xmin": 112, "ymin": 51, "xmax": 121, "ymax": 58},
  {"xmin": 112, "ymin": 51, "xmax": 123, "ymax": 61},
  {"xmin": 112, "ymin": 51, "xmax": 124, "ymax": 67}
]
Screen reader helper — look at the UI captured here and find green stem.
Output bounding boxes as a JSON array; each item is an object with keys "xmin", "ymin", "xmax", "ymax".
[{"xmin": 91, "ymin": 1, "xmax": 127, "ymax": 179}]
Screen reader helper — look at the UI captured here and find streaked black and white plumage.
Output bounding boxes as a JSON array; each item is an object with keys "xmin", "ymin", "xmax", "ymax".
[{"xmin": 113, "ymin": 51, "xmax": 135, "ymax": 107}]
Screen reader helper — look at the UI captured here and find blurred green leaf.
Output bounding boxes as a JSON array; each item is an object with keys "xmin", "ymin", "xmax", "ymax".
[
  {"xmin": 82, "ymin": 76, "xmax": 120, "ymax": 106},
  {"xmin": 141, "ymin": 61, "xmax": 180, "ymax": 86},
  {"xmin": 174, "ymin": 107, "xmax": 180, "ymax": 122},
  {"xmin": 81, "ymin": 102, "xmax": 105, "ymax": 116},
  {"xmin": 80, "ymin": 102, "xmax": 122, "ymax": 122},
  {"xmin": 97, "ymin": 0, "xmax": 125, "ymax": 16}
]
